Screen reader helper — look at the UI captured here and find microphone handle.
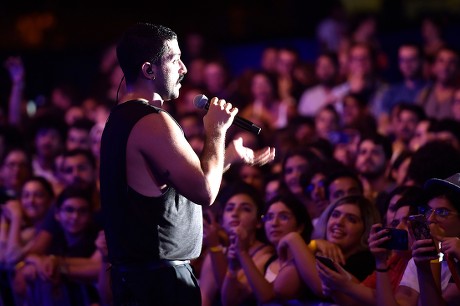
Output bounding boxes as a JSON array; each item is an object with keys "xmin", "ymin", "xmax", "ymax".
[
  {"xmin": 203, "ymin": 100, "xmax": 261, "ymax": 135},
  {"xmin": 233, "ymin": 115, "xmax": 261, "ymax": 135}
]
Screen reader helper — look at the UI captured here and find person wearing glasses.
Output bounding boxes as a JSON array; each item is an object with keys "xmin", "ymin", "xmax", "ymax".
[
  {"xmin": 373, "ymin": 173, "xmax": 460, "ymax": 306},
  {"xmin": 20, "ymin": 185, "xmax": 101, "ymax": 305}
]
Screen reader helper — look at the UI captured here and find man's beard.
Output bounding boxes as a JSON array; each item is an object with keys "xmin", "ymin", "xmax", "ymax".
[{"xmin": 360, "ymin": 167, "xmax": 385, "ymax": 180}]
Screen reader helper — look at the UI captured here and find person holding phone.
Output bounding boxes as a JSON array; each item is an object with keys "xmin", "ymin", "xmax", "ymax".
[
  {"xmin": 315, "ymin": 186, "xmax": 422, "ymax": 306},
  {"xmin": 313, "ymin": 194, "xmax": 380, "ymax": 304},
  {"xmin": 374, "ymin": 173, "xmax": 460, "ymax": 306}
]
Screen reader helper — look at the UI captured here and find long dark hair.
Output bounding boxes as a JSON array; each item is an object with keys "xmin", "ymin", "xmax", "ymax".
[{"xmin": 263, "ymin": 192, "xmax": 313, "ymax": 243}]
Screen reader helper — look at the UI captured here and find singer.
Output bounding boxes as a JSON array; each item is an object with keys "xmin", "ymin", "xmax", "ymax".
[{"xmin": 99, "ymin": 22, "xmax": 275, "ymax": 306}]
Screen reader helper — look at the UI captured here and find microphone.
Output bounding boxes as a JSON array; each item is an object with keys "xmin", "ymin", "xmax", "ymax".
[{"xmin": 193, "ymin": 94, "xmax": 261, "ymax": 135}]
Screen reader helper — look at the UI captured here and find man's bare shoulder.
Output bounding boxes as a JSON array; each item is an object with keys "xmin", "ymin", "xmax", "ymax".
[{"xmin": 131, "ymin": 109, "xmax": 182, "ymax": 138}]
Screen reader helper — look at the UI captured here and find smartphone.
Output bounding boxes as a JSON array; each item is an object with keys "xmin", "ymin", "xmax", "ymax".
[
  {"xmin": 378, "ymin": 228, "xmax": 408, "ymax": 250},
  {"xmin": 315, "ymin": 255, "xmax": 338, "ymax": 272},
  {"xmin": 408, "ymin": 214, "xmax": 438, "ymax": 256}
]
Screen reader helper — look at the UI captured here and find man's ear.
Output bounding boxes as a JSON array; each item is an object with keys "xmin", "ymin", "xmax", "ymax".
[{"xmin": 141, "ymin": 62, "xmax": 155, "ymax": 79}]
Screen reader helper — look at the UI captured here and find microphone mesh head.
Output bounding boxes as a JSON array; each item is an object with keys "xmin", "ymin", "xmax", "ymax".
[{"xmin": 193, "ymin": 94, "xmax": 208, "ymax": 109}]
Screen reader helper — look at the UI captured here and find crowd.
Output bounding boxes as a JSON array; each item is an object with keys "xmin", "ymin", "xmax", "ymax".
[{"xmin": 1, "ymin": 10, "xmax": 460, "ymax": 306}]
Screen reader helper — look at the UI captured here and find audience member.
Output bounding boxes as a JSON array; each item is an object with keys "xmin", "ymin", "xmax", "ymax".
[
  {"xmin": 390, "ymin": 103, "xmax": 426, "ymax": 159},
  {"xmin": 65, "ymin": 118, "xmax": 95, "ymax": 151},
  {"xmin": 380, "ymin": 43, "xmax": 426, "ymax": 120},
  {"xmin": 331, "ymin": 42, "xmax": 389, "ymax": 119},
  {"xmin": 354, "ymin": 133, "xmax": 395, "ymax": 203},
  {"xmin": 315, "ymin": 104, "xmax": 341, "ymax": 142},
  {"xmin": 0, "ymin": 147, "xmax": 32, "ymax": 204},
  {"xmin": 277, "ymin": 147, "xmax": 322, "ymax": 217},
  {"xmin": 200, "ymin": 182, "xmax": 274, "ymax": 306},
  {"xmin": 408, "ymin": 117, "xmax": 437, "ymax": 152},
  {"xmin": 223, "ymin": 192, "xmax": 319, "ymax": 305},
  {"xmin": 298, "ymin": 52, "xmax": 341, "ymax": 116},
  {"xmin": 405, "ymin": 140, "xmax": 460, "ymax": 187},
  {"xmin": 275, "ymin": 46, "xmax": 306, "ymax": 103},
  {"xmin": 20, "ymin": 185, "xmax": 101, "ymax": 306},
  {"xmin": 318, "ymin": 186, "xmax": 423, "ymax": 306},
  {"xmin": 416, "ymin": 46, "xmax": 460, "ymax": 119},
  {"xmin": 324, "ymin": 167, "xmax": 364, "ymax": 204},
  {"xmin": 389, "ymin": 150, "xmax": 413, "ymax": 187},
  {"xmin": 239, "ymin": 70, "xmax": 295, "ymax": 131},
  {"xmin": 375, "ymin": 173, "xmax": 460, "ymax": 306},
  {"xmin": 27, "ymin": 113, "xmax": 67, "ymax": 195},
  {"xmin": 314, "ymin": 194, "xmax": 381, "ymax": 288},
  {"xmin": 0, "ymin": 176, "xmax": 54, "ymax": 305}
]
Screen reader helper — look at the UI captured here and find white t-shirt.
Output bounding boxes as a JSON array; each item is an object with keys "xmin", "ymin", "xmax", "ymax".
[
  {"xmin": 399, "ymin": 258, "xmax": 451, "ymax": 293},
  {"xmin": 298, "ymin": 85, "xmax": 334, "ymax": 116}
]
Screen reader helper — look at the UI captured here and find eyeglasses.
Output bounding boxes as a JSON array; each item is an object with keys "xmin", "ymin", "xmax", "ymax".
[
  {"xmin": 60, "ymin": 206, "xmax": 90, "ymax": 216},
  {"xmin": 418, "ymin": 206, "xmax": 458, "ymax": 219},
  {"xmin": 262, "ymin": 212, "xmax": 293, "ymax": 223}
]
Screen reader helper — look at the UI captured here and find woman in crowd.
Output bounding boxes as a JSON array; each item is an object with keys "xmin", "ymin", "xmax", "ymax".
[
  {"xmin": 316, "ymin": 186, "xmax": 423, "ymax": 305},
  {"xmin": 314, "ymin": 194, "xmax": 381, "ymax": 288},
  {"xmin": 0, "ymin": 176, "xmax": 55, "ymax": 266},
  {"xmin": 0, "ymin": 176, "xmax": 54, "ymax": 305},
  {"xmin": 222, "ymin": 192, "xmax": 323, "ymax": 305},
  {"xmin": 199, "ymin": 181, "xmax": 274, "ymax": 306},
  {"xmin": 277, "ymin": 147, "xmax": 323, "ymax": 219}
]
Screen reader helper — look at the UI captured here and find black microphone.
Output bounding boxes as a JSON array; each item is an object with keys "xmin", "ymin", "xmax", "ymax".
[{"xmin": 193, "ymin": 94, "xmax": 261, "ymax": 135}]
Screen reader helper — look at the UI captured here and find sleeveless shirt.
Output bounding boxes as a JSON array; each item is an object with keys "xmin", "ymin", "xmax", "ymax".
[{"xmin": 100, "ymin": 100, "xmax": 202, "ymax": 264}]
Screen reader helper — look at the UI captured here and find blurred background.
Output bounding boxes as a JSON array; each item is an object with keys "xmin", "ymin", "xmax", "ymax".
[{"xmin": 2, "ymin": 0, "xmax": 460, "ymax": 105}]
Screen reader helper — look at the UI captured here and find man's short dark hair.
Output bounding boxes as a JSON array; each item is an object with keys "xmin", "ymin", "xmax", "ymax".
[
  {"xmin": 61, "ymin": 148, "xmax": 97, "ymax": 169},
  {"xmin": 116, "ymin": 23, "xmax": 177, "ymax": 83},
  {"xmin": 324, "ymin": 167, "xmax": 364, "ymax": 200},
  {"xmin": 396, "ymin": 102, "xmax": 426, "ymax": 122},
  {"xmin": 358, "ymin": 133, "xmax": 393, "ymax": 161}
]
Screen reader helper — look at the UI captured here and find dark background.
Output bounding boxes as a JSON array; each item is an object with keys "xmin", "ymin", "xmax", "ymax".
[{"xmin": 1, "ymin": 0, "xmax": 460, "ymax": 106}]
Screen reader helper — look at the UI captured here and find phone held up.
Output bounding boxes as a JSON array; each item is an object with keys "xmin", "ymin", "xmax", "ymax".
[
  {"xmin": 407, "ymin": 214, "xmax": 438, "ymax": 256},
  {"xmin": 378, "ymin": 227, "xmax": 409, "ymax": 250}
]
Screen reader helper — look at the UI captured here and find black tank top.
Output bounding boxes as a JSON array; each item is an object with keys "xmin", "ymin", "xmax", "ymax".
[{"xmin": 100, "ymin": 100, "xmax": 202, "ymax": 264}]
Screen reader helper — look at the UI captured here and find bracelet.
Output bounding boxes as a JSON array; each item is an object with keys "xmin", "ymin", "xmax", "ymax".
[
  {"xmin": 209, "ymin": 245, "xmax": 224, "ymax": 253},
  {"xmin": 375, "ymin": 267, "xmax": 390, "ymax": 272},
  {"xmin": 308, "ymin": 240, "xmax": 317, "ymax": 253}
]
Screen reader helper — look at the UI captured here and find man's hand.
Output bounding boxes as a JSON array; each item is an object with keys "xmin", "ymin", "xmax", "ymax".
[{"xmin": 225, "ymin": 137, "xmax": 275, "ymax": 167}]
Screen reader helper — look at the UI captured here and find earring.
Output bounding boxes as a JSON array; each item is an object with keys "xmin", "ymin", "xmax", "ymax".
[{"xmin": 151, "ymin": 75, "xmax": 156, "ymax": 80}]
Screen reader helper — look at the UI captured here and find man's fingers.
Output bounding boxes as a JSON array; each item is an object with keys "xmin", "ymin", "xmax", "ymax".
[{"xmin": 253, "ymin": 147, "xmax": 275, "ymax": 165}]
